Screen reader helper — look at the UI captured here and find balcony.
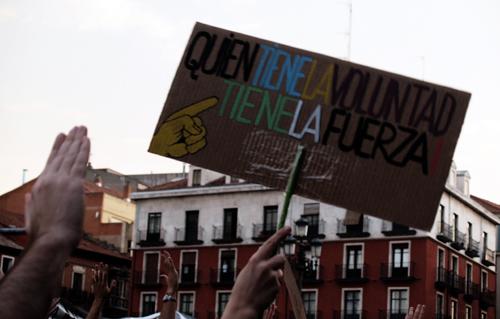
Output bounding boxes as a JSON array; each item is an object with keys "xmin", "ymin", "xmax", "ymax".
[
  {"xmin": 333, "ymin": 310, "xmax": 367, "ymax": 319},
  {"xmin": 380, "ymin": 262, "xmax": 416, "ymax": 282},
  {"xmin": 133, "ymin": 271, "xmax": 160, "ymax": 286},
  {"xmin": 335, "ymin": 264, "xmax": 369, "ymax": 284},
  {"xmin": 450, "ymin": 230, "xmax": 466, "ymax": 250},
  {"xmin": 302, "ymin": 265, "xmax": 324, "ymax": 284},
  {"xmin": 381, "ymin": 221, "xmax": 417, "ymax": 236},
  {"xmin": 212, "ymin": 225, "xmax": 243, "ymax": 244},
  {"xmin": 481, "ymin": 248, "xmax": 495, "ymax": 266},
  {"xmin": 436, "ymin": 222, "xmax": 452, "ymax": 243},
  {"xmin": 337, "ymin": 216, "xmax": 370, "ymax": 238},
  {"xmin": 210, "ymin": 267, "xmax": 240, "ymax": 287},
  {"xmin": 137, "ymin": 229, "xmax": 166, "ymax": 247},
  {"xmin": 174, "ymin": 226, "xmax": 204, "ymax": 245},
  {"xmin": 480, "ymin": 288, "xmax": 495, "ymax": 308},
  {"xmin": 435, "ymin": 267, "xmax": 447, "ymax": 290},
  {"xmin": 447, "ymin": 271, "xmax": 465, "ymax": 295},
  {"xmin": 109, "ymin": 295, "xmax": 129, "ymax": 310},
  {"xmin": 465, "ymin": 236, "xmax": 480, "ymax": 258},
  {"xmin": 463, "ymin": 281, "xmax": 480, "ymax": 303},
  {"xmin": 378, "ymin": 309, "xmax": 408, "ymax": 319},
  {"xmin": 305, "ymin": 219, "xmax": 326, "ymax": 239},
  {"xmin": 251, "ymin": 223, "xmax": 276, "ymax": 241},
  {"xmin": 179, "ymin": 268, "xmax": 200, "ymax": 288}
]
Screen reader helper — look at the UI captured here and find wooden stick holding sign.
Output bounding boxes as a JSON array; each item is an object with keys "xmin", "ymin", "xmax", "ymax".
[{"xmin": 277, "ymin": 145, "xmax": 306, "ymax": 319}]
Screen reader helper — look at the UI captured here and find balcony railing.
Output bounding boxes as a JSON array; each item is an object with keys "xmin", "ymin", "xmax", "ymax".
[
  {"xmin": 465, "ymin": 236, "xmax": 480, "ymax": 258},
  {"xmin": 210, "ymin": 267, "xmax": 240, "ymax": 286},
  {"xmin": 450, "ymin": 230, "xmax": 466, "ymax": 250},
  {"xmin": 335, "ymin": 264, "xmax": 369, "ymax": 283},
  {"xmin": 174, "ymin": 226, "xmax": 204, "ymax": 245},
  {"xmin": 381, "ymin": 221, "xmax": 417, "ymax": 236},
  {"xmin": 302, "ymin": 265, "xmax": 324, "ymax": 284},
  {"xmin": 436, "ymin": 222, "xmax": 452, "ymax": 243},
  {"xmin": 133, "ymin": 271, "xmax": 160, "ymax": 286},
  {"xmin": 337, "ymin": 216, "xmax": 370, "ymax": 238},
  {"xmin": 212, "ymin": 225, "xmax": 243, "ymax": 243},
  {"xmin": 60, "ymin": 287, "xmax": 93, "ymax": 307},
  {"xmin": 109, "ymin": 295, "xmax": 129, "ymax": 310},
  {"xmin": 447, "ymin": 271, "xmax": 465, "ymax": 294},
  {"xmin": 179, "ymin": 268, "xmax": 200, "ymax": 286},
  {"xmin": 480, "ymin": 288, "xmax": 496, "ymax": 308},
  {"xmin": 252, "ymin": 223, "xmax": 276, "ymax": 241},
  {"xmin": 333, "ymin": 309, "xmax": 367, "ymax": 319},
  {"xmin": 435, "ymin": 267, "xmax": 447, "ymax": 290},
  {"xmin": 306, "ymin": 219, "xmax": 326, "ymax": 239},
  {"xmin": 137, "ymin": 229, "xmax": 166, "ymax": 247},
  {"xmin": 378, "ymin": 309, "xmax": 408, "ymax": 319},
  {"xmin": 481, "ymin": 248, "xmax": 495, "ymax": 266},
  {"xmin": 463, "ymin": 281, "xmax": 480, "ymax": 302},
  {"xmin": 380, "ymin": 262, "xmax": 416, "ymax": 282}
]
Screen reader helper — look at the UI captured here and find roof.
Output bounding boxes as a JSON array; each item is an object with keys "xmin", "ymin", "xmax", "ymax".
[
  {"xmin": 471, "ymin": 195, "xmax": 500, "ymax": 214},
  {"xmin": 0, "ymin": 209, "xmax": 25, "ymax": 227},
  {"xmin": 0, "ymin": 234, "xmax": 23, "ymax": 250},
  {"xmin": 143, "ymin": 178, "xmax": 188, "ymax": 191},
  {"xmin": 83, "ymin": 180, "xmax": 125, "ymax": 198},
  {"xmin": 78, "ymin": 233, "xmax": 131, "ymax": 260}
]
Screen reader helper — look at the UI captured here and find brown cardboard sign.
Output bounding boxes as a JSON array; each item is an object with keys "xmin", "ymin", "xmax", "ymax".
[{"xmin": 149, "ymin": 22, "xmax": 470, "ymax": 230}]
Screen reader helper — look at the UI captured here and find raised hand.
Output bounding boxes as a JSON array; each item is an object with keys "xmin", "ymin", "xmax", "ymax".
[
  {"xmin": 25, "ymin": 126, "xmax": 90, "ymax": 249},
  {"xmin": 91, "ymin": 263, "xmax": 116, "ymax": 300},
  {"xmin": 149, "ymin": 97, "xmax": 218, "ymax": 157},
  {"xmin": 222, "ymin": 226, "xmax": 291, "ymax": 319},
  {"xmin": 405, "ymin": 305, "xmax": 425, "ymax": 319},
  {"xmin": 160, "ymin": 251, "xmax": 179, "ymax": 295}
]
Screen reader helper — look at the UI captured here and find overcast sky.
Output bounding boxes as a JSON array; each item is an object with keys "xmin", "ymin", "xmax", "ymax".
[{"xmin": 1, "ymin": 0, "xmax": 499, "ymax": 202}]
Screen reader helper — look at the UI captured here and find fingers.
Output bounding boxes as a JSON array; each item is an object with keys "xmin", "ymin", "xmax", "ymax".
[
  {"xmin": 45, "ymin": 133, "xmax": 66, "ymax": 168},
  {"xmin": 255, "ymin": 226, "xmax": 291, "ymax": 260},
  {"xmin": 70, "ymin": 136, "xmax": 90, "ymax": 177},
  {"xmin": 405, "ymin": 307, "xmax": 414, "ymax": 319},
  {"xmin": 184, "ymin": 117, "xmax": 206, "ymax": 144},
  {"xmin": 416, "ymin": 305, "xmax": 425, "ymax": 319},
  {"xmin": 167, "ymin": 97, "xmax": 218, "ymax": 120},
  {"xmin": 178, "ymin": 116, "xmax": 202, "ymax": 136},
  {"xmin": 60, "ymin": 126, "xmax": 87, "ymax": 174},
  {"xmin": 264, "ymin": 254, "xmax": 286, "ymax": 270},
  {"xmin": 49, "ymin": 126, "xmax": 78, "ymax": 171}
]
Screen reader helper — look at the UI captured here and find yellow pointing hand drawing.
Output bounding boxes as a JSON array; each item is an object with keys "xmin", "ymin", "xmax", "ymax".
[{"xmin": 149, "ymin": 97, "xmax": 218, "ymax": 158}]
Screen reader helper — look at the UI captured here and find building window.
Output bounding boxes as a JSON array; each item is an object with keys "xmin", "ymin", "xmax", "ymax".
[
  {"xmin": 71, "ymin": 271, "xmax": 84, "ymax": 291},
  {"xmin": 217, "ymin": 292, "xmax": 231, "ymax": 317},
  {"xmin": 467, "ymin": 222, "xmax": 472, "ymax": 243},
  {"xmin": 465, "ymin": 306, "xmax": 472, "ymax": 319},
  {"xmin": 263, "ymin": 206, "xmax": 278, "ymax": 234},
  {"xmin": 481, "ymin": 270, "xmax": 488, "ymax": 291},
  {"xmin": 147, "ymin": 212, "xmax": 162, "ymax": 241},
  {"xmin": 451, "ymin": 255, "xmax": 458, "ymax": 275},
  {"xmin": 179, "ymin": 292, "xmax": 195, "ymax": 316},
  {"xmin": 391, "ymin": 243, "xmax": 410, "ymax": 277},
  {"xmin": 450, "ymin": 300, "xmax": 457, "ymax": 319},
  {"xmin": 141, "ymin": 293, "xmax": 156, "ymax": 316},
  {"xmin": 192, "ymin": 169, "xmax": 201, "ymax": 186},
  {"xmin": 219, "ymin": 250, "xmax": 236, "ymax": 283},
  {"xmin": 144, "ymin": 252, "xmax": 159, "ymax": 284},
  {"xmin": 223, "ymin": 208, "xmax": 238, "ymax": 239},
  {"xmin": 436, "ymin": 294, "xmax": 444, "ymax": 316},
  {"xmin": 389, "ymin": 289, "xmax": 408, "ymax": 319},
  {"xmin": 438, "ymin": 205, "xmax": 445, "ymax": 230},
  {"xmin": 302, "ymin": 290, "xmax": 317, "ymax": 319},
  {"xmin": 1, "ymin": 255, "xmax": 14, "ymax": 275},
  {"xmin": 181, "ymin": 251, "xmax": 197, "ymax": 283},
  {"xmin": 343, "ymin": 290, "xmax": 361, "ymax": 318},
  {"xmin": 345, "ymin": 245, "xmax": 363, "ymax": 278},
  {"xmin": 465, "ymin": 263, "xmax": 473, "ymax": 291},
  {"xmin": 302, "ymin": 203, "xmax": 320, "ymax": 237},
  {"xmin": 482, "ymin": 231, "xmax": 489, "ymax": 254},
  {"xmin": 185, "ymin": 210, "xmax": 199, "ymax": 242}
]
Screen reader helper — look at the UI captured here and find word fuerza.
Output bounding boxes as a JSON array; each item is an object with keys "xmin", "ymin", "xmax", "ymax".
[{"xmin": 184, "ymin": 31, "xmax": 459, "ymax": 175}]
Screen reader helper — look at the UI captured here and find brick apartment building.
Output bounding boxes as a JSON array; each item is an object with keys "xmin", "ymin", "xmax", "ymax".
[
  {"xmin": 0, "ymin": 179, "xmax": 134, "ymax": 317},
  {"xmin": 129, "ymin": 163, "xmax": 497, "ymax": 319}
]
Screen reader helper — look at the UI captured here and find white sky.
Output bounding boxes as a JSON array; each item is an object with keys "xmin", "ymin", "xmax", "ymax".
[{"xmin": 1, "ymin": 0, "xmax": 499, "ymax": 202}]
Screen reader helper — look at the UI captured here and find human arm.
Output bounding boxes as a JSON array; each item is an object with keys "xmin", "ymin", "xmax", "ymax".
[
  {"xmin": 0, "ymin": 126, "xmax": 90, "ymax": 319},
  {"xmin": 221, "ymin": 226, "xmax": 291, "ymax": 319},
  {"xmin": 159, "ymin": 251, "xmax": 179, "ymax": 319},
  {"xmin": 86, "ymin": 263, "xmax": 116, "ymax": 319}
]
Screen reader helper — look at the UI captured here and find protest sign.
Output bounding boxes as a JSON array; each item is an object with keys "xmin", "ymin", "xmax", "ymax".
[{"xmin": 149, "ymin": 22, "xmax": 470, "ymax": 230}]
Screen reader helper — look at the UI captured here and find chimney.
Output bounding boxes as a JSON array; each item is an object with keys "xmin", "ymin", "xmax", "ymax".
[
  {"xmin": 94, "ymin": 174, "xmax": 102, "ymax": 187},
  {"xmin": 123, "ymin": 181, "xmax": 132, "ymax": 199},
  {"xmin": 456, "ymin": 170, "xmax": 471, "ymax": 197},
  {"xmin": 447, "ymin": 161, "xmax": 457, "ymax": 188}
]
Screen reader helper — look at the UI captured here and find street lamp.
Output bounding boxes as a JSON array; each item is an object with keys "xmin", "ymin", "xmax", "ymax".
[
  {"xmin": 283, "ymin": 235, "xmax": 297, "ymax": 256},
  {"xmin": 294, "ymin": 217, "xmax": 309, "ymax": 238}
]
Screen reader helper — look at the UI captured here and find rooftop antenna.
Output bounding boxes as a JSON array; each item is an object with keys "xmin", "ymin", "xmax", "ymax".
[{"xmin": 22, "ymin": 169, "xmax": 28, "ymax": 184}]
